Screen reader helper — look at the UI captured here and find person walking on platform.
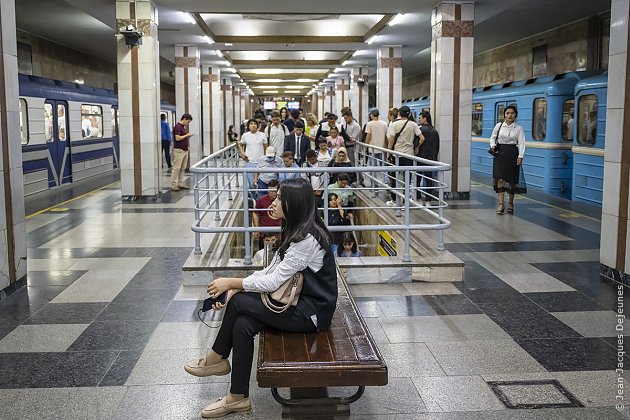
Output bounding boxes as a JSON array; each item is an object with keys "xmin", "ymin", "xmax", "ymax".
[
  {"xmin": 160, "ymin": 114, "xmax": 172, "ymax": 169},
  {"xmin": 416, "ymin": 111, "xmax": 440, "ymax": 205},
  {"xmin": 489, "ymin": 105, "xmax": 526, "ymax": 214},
  {"xmin": 171, "ymin": 113, "xmax": 193, "ymax": 191},
  {"xmin": 186, "ymin": 178, "xmax": 337, "ymax": 419}
]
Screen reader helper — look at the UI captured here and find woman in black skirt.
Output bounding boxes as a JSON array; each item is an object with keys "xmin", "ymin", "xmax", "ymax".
[{"xmin": 490, "ymin": 105, "xmax": 525, "ymax": 214}]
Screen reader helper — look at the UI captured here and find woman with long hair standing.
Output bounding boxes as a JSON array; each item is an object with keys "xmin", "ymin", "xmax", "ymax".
[
  {"xmin": 185, "ymin": 178, "xmax": 338, "ymax": 418},
  {"xmin": 490, "ymin": 105, "xmax": 525, "ymax": 214}
]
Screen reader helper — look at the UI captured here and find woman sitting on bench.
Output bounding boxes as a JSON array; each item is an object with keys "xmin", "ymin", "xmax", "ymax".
[{"xmin": 185, "ymin": 177, "xmax": 338, "ymax": 418}]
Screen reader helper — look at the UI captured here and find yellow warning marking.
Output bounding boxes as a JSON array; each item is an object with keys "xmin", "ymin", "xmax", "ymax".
[
  {"xmin": 49, "ymin": 208, "xmax": 70, "ymax": 212},
  {"xmin": 559, "ymin": 213, "xmax": 581, "ymax": 218},
  {"xmin": 26, "ymin": 181, "xmax": 119, "ymax": 219}
]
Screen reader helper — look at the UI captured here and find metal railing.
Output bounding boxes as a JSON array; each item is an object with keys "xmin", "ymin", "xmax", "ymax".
[{"xmin": 190, "ymin": 140, "xmax": 452, "ymax": 264}]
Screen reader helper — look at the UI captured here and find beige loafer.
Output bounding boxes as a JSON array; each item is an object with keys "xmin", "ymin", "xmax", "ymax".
[
  {"xmin": 178, "ymin": 184, "xmax": 190, "ymax": 189},
  {"xmin": 184, "ymin": 355, "xmax": 231, "ymax": 377},
  {"xmin": 201, "ymin": 396, "xmax": 251, "ymax": 418}
]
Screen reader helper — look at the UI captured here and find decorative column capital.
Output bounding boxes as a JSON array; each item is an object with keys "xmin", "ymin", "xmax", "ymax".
[{"xmin": 432, "ymin": 20, "xmax": 474, "ymax": 39}]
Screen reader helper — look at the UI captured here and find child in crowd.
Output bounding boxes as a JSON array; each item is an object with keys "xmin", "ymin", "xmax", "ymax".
[
  {"xmin": 317, "ymin": 141, "xmax": 332, "ymax": 166},
  {"xmin": 326, "ymin": 127, "xmax": 344, "ymax": 152},
  {"xmin": 337, "ymin": 232, "xmax": 362, "ymax": 257},
  {"xmin": 326, "ymin": 192, "xmax": 351, "ymax": 255}
]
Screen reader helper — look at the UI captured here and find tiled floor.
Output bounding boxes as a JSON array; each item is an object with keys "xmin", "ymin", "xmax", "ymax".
[{"xmin": 0, "ymin": 172, "xmax": 627, "ymax": 419}]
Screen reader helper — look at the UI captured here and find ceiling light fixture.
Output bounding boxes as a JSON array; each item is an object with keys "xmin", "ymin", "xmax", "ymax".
[
  {"xmin": 285, "ymin": 90, "xmax": 300, "ymax": 93},
  {"xmin": 186, "ymin": 12, "xmax": 196, "ymax": 24},
  {"xmin": 388, "ymin": 13, "xmax": 405, "ymax": 26},
  {"xmin": 352, "ymin": 50, "xmax": 361, "ymax": 57},
  {"xmin": 262, "ymin": 90, "xmax": 279, "ymax": 93},
  {"xmin": 215, "ymin": 50, "xmax": 223, "ymax": 57},
  {"xmin": 204, "ymin": 36, "xmax": 214, "ymax": 45},
  {"xmin": 367, "ymin": 36, "xmax": 377, "ymax": 45},
  {"xmin": 342, "ymin": 61, "xmax": 349, "ymax": 66},
  {"xmin": 225, "ymin": 43, "xmax": 233, "ymax": 46},
  {"xmin": 334, "ymin": 68, "xmax": 343, "ymax": 73}
]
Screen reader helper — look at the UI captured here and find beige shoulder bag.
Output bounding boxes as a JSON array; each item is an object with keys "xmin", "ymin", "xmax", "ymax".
[{"xmin": 261, "ymin": 272, "xmax": 304, "ymax": 313}]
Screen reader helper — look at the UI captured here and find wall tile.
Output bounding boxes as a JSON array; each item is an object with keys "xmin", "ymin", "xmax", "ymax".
[
  {"xmin": 604, "ymin": 108, "xmax": 623, "ymax": 163},
  {"xmin": 600, "ymin": 212, "xmax": 619, "ymax": 268},
  {"xmin": 607, "ymin": 53, "xmax": 627, "ymax": 110},
  {"xmin": 610, "ymin": 0, "xmax": 630, "ymax": 56},
  {"xmin": 603, "ymin": 162, "xmax": 621, "ymax": 217}
]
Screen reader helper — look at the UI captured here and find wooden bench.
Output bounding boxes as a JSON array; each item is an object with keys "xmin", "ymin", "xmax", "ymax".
[{"xmin": 257, "ymin": 266, "xmax": 388, "ymax": 417}]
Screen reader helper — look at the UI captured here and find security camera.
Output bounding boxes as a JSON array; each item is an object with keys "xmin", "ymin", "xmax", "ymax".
[
  {"xmin": 119, "ymin": 24, "xmax": 143, "ymax": 47},
  {"xmin": 356, "ymin": 77, "xmax": 366, "ymax": 88}
]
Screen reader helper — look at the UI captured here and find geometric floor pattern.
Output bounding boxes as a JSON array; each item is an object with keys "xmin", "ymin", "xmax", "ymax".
[{"xmin": 0, "ymin": 172, "xmax": 627, "ymax": 419}]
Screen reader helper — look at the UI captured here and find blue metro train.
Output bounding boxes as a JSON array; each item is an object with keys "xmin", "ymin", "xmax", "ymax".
[
  {"xmin": 18, "ymin": 74, "xmax": 176, "ymax": 196},
  {"xmin": 402, "ymin": 70, "xmax": 607, "ymax": 206}
]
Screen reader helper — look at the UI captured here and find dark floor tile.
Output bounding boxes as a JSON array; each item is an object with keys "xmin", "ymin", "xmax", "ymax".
[
  {"xmin": 353, "ymin": 297, "xmax": 385, "ymax": 318},
  {"xmin": 26, "ymin": 270, "xmax": 87, "ymax": 286},
  {"xmin": 124, "ymin": 272, "xmax": 183, "ymax": 290},
  {"xmin": 478, "ymin": 302, "xmax": 582, "ymax": 340},
  {"xmin": 0, "ymin": 325, "xmax": 16, "ymax": 340},
  {"xmin": 3, "ymin": 286, "xmax": 66, "ymax": 307},
  {"xmin": 25, "ymin": 302, "xmax": 108, "ymax": 324},
  {"xmin": 533, "ymin": 261, "xmax": 600, "ymax": 275},
  {"xmin": 98, "ymin": 349, "xmax": 144, "ymax": 386},
  {"xmin": 423, "ymin": 294, "xmax": 482, "ymax": 315},
  {"xmin": 525, "ymin": 291, "xmax": 608, "ymax": 312},
  {"xmin": 376, "ymin": 296, "xmax": 438, "ymax": 317},
  {"xmin": 458, "ymin": 286, "xmax": 529, "ymax": 304},
  {"xmin": 95, "ymin": 300, "xmax": 171, "ymax": 322},
  {"xmin": 517, "ymin": 338, "xmax": 618, "ymax": 371},
  {"xmin": 68, "ymin": 320, "xmax": 159, "ymax": 352},
  {"xmin": 161, "ymin": 300, "xmax": 205, "ymax": 322},
  {"xmin": 0, "ymin": 351, "xmax": 120, "ymax": 388}
]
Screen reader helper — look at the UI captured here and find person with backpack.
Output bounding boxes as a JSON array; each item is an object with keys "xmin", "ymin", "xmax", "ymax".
[{"xmin": 265, "ymin": 110, "xmax": 290, "ymax": 154}]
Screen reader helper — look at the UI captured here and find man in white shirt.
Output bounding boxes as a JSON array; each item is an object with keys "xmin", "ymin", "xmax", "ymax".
[
  {"xmin": 265, "ymin": 110, "xmax": 289, "ymax": 154},
  {"xmin": 365, "ymin": 108, "xmax": 389, "ymax": 185}
]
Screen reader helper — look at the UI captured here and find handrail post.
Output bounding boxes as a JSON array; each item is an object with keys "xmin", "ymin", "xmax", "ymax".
[
  {"xmin": 205, "ymin": 161, "xmax": 211, "ymax": 214},
  {"xmin": 213, "ymin": 159, "xmax": 221, "ymax": 221},
  {"xmin": 226, "ymin": 152, "xmax": 233, "ymax": 201},
  {"xmin": 394, "ymin": 156, "xmax": 401, "ymax": 217},
  {"xmin": 234, "ymin": 148, "xmax": 240, "ymax": 188},
  {"xmin": 403, "ymin": 169, "xmax": 411, "ymax": 262},
  {"xmin": 437, "ymin": 170, "xmax": 445, "ymax": 251},
  {"xmin": 193, "ymin": 170, "xmax": 202, "ymax": 255},
  {"xmin": 243, "ymin": 170, "xmax": 252, "ymax": 265}
]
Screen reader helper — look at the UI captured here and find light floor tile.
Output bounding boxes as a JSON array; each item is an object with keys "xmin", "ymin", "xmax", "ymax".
[
  {"xmin": 378, "ymin": 342, "xmax": 445, "ymax": 377},
  {"xmin": 498, "ymin": 273, "xmax": 576, "ymax": 293},
  {"xmin": 0, "ymin": 324, "xmax": 89, "ymax": 352},
  {"xmin": 88, "ymin": 257, "xmax": 151, "ymax": 270},
  {"xmin": 346, "ymin": 377, "xmax": 427, "ymax": 416},
  {"xmin": 349, "ymin": 283, "xmax": 410, "ymax": 298},
  {"xmin": 551, "ymin": 311, "xmax": 628, "ymax": 337},
  {"xmin": 412, "ymin": 376, "xmax": 505, "ymax": 412},
  {"xmin": 126, "ymin": 348, "xmax": 230, "ymax": 386},
  {"xmin": 402, "ymin": 282, "xmax": 462, "ymax": 295},
  {"xmin": 380, "ymin": 315, "xmax": 511, "ymax": 343},
  {"xmin": 554, "ymin": 370, "xmax": 620, "ymax": 407},
  {"xmin": 426, "ymin": 340, "xmax": 547, "ymax": 375},
  {"xmin": 26, "ymin": 259, "xmax": 80, "ymax": 271},
  {"xmin": 144, "ymin": 322, "xmax": 219, "ymax": 349},
  {"xmin": 51, "ymin": 269, "xmax": 139, "ymax": 303},
  {"xmin": 363, "ymin": 318, "xmax": 389, "ymax": 344},
  {"xmin": 174, "ymin": 285, "xmax": 209, "ymax": 301},
  {"xmin": 0, "ymin": 386, "xmax": 127, "ymax": 420}
]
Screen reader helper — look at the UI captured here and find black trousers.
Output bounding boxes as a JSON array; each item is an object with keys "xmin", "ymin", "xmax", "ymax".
[
  {"xmin": 389, "ymin": 156, "xmax": 414, "ymax": 201},
  {"xmin": 161, "ymin": 140, "xmax": 172, "ymax": 168},
  {"xmin": 212, "ymin": 292, "xmax": 316, "ymax": 396}
]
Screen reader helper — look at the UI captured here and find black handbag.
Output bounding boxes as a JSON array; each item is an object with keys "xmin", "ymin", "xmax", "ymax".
[{"xmin": 488, "ymin": 123, "xmax": 503, "ymax": 156}]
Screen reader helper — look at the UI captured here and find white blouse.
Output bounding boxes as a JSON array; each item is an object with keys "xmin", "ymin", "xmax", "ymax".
[
  {"xmin": 242, "ymin": 234, "xmax": 325, "ymax": 293},
  {"xmin": 489, "ymin": 122, "xmax": 526, "ymax": 158}
]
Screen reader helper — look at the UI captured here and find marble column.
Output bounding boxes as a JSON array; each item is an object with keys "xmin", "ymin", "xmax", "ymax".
[
  {"xmin": 221, "ymin": 77, "xmax": 233, "ymax": 146},
  {"xmin": 116, "ymin": 0, "xmax": 161, "ymax": 199},
  {"xmin": 350, "ymin": 67, "xmax": 369, "ymax": 128},
  {"xmin": 201, "ymin": 66, "xmax": 221, "ymax": 155},
  {"xmin": 601, "ymin": 0, "xmax": 630, "ymax": 285},
  {"xmin": 0, "ymin": 0, "xmax": 27, "ymax": 296},
  {"xmin": 232, "ymin": 86, "xmax": 241, "ymax": 133},
  {"xmin": 376, "ymin": 46, "xmax": 402, "ymax": 118},
  {"xmin": 317, "ymin": 91, "xmax": 325, "ymax": 119},
  {"xmin": 334, "ymin": 76, "xmax": 350, "ymax": 116},
  {"xmin": 326, "ymin": 86, "xmax": 335, "ymax": 115},
  {"xmin": 241, "ymin": 92, "xmax": 250, "ymax": 121},
  {"xmin": 175, "ymin": 45, "xmax": 201, "ymax": 164},
  {"xmin": 310, "ymin": 93, "xmax": 319, "ymax": 117},
  {"xmin": 430, "ymin": 2, "xmax": 474, "ymax": 197}
]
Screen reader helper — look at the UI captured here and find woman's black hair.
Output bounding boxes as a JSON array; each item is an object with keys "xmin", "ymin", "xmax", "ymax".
[
  {"xmin": 420, "ymin": 110, "xmax": 433, "ymax": 126},
  {"xmin": 327, "ymin": 192, "xmax": 338, "ymax": 202},
  {"xmin": 337, "ymin": 232, "xmax": 357, "ymax": 256},
  {"xmin": 247, "ymin": 118, "xmax": 259, "ymax": 129},
  {"xmin": 275, "ymin": 178, "xmax": 333, "ymax": 258},
  {"xmin": 504, "ymin": 105, "xmax": 518, "ymax": 118}
]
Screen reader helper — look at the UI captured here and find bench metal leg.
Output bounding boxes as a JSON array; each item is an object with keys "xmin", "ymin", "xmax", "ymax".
[{"xmin": 271, "ymin": 386, "xmax": 365, "ymax": 418}]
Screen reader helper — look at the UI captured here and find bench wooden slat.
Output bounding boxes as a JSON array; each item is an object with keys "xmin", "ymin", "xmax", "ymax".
[
  {"xmin": 281, "ymin": 332, "xmax": 310, "ymax": 363},
  {"xmin": 328, "ymin": 326, "xmax": 359, "ymax": 362},
  {"xmin": 262, "ymin": 329, "xmax": 285, "ymax": 363}
]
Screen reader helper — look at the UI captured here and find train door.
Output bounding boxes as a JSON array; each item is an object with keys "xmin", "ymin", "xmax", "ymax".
[
  {"xmin": 111, "ymin": 106, "xmax": 120, "ymax": 168},
  {"xmin": 495, "ymin": 101, "xmax": 517, "ymax": 124},
  {"xmin": 44, "ymin": 100, "xmax": 72, "ymax": 186}
]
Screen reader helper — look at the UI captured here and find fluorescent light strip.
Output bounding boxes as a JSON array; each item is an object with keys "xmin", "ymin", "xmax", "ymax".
[
  {"xmin": 388, "ymin": 13, "xmax": 405, "ymax": 26},
  {"xmin": 204, "ymin": 36, "xmax": 214, "ymax": 45},
  {"xmin": 215, "ymin": 50, "xmax": 223, "ymax": 57},
  {"xmin": 367, "ymin": 36, "xmax": 377, "ymax": 44}
]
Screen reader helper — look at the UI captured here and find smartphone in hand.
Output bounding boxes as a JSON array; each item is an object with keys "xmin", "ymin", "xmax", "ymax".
[{"xmin": 202, "ymin": 292, "xmax": 227, "ymax": 312}]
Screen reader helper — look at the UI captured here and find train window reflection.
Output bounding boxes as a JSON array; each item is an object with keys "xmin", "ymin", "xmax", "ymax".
[
  {"xmin": 111, "ymin": 108, "xmax": 118, "ymax": 137},
  {"xmin": 496, "ymin": 104, "xmax": 505, "ymax": 124},
  {"xmin": 44, "ymin": 103, "xmax": 53, "ymax": 143},
  {"xmin": 561, "ymin": 100, "xmax": 575, "ymax": 141},
  {"xmin": 80, "ymin": 104, "xmax": 103, "ymax": 139},
  {"xmin": 57, "ymin": 104, "xmax": 67, "ymax": 141},
  {"xmin": 471, "ymin": 103, "xmax": 483, "ymax": 136},
  {"xmin": 19, "ymin": 99, "xmax": 28, "ymax": 145},
  {"xmin": 577, "ymin": 95, "xmax": 598, "ymax": 146},
  {"xmin": 532, "ymin": 98, "xmax": 547, "ymax": 141}
]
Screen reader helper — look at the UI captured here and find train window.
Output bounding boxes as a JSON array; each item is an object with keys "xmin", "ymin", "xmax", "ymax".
[
  {"xmin": 561, "ymin": 100, "xmax": 575, "ymax": 141},
  {"xmin": 532, "ymin": 98, "xmax": 547, "ymax": 141},
  {"xmin": 496, "ymin": 104, "xmax": 505, "ymax": 124},
  {"xmin": 44, "ymin": 103, "xmax": 53, "ymax": 143},
  {"xmin": 471, "ymin": 103, "xmax": 483, "ymax": 136},
  {"xmin": 57, "ymin": 104, "xmax": 67, "ymax": 141},
  {"xmin": 111, "ymin": 108, "xmax": 118, "ymax": 136},
  {"xmin": 577, "ymin": 95, "xmax": 598, "ymax": 146},
  {"xmin": 80, "ymin": 104, "xmax": 103, "ymax": 139},
  {"xmin": 19, "ymin": 99, "xmax": 28, "ymax": 144}
]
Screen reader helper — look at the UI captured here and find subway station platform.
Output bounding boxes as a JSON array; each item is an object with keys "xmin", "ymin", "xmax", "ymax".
[{"xmin": 0, "ymin": 170, "xmax": 624, "ymax": 419}]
